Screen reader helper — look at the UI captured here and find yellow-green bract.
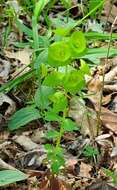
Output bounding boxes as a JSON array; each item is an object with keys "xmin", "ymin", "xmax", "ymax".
[
  {"xmin": 48, "ymin": 41, "xmax": 71, "ymax": 67},
  {"xmin": 69, "ymin": 31, "xmax": 86, "ymax": 56}
]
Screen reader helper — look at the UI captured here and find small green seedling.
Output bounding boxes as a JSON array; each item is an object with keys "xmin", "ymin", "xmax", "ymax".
[
  {"xmin": 83, "ymin": 145, "xmax": 99, "ymax": 158},
  {"xmin": 104, "ymin": 169, "xmax": 117, "ymax": 185}
]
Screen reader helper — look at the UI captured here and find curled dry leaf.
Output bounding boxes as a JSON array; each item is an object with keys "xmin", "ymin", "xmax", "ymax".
[
  {"xmin": 0, "ymin": 58, "xmax": 10, "ymax": 82},
  {"xmin": 100, "ymin": 107, "xmax": 117, "ymax": 134},
  {"xmin": 0, "ymin": 93, "xmax": 16, "ymax": 116},
  {"xmin": 86, "ymin": 179, "xmax": 117, "ymax": 190},
  {"xmin": 111, "ymin": 147, "xmax": 117, "ymax": 157},
  {"xmin": 104, "ymin": 66, "xmax": 117, "ymax": 83},
  {"xmin": 79, "ymin": 162, "xmax": 92, "ymax": 179},
  {"xmin": 104, "ymin": 85, "xmax": 117, "ymax": 92},
  {"xmin": 4, "ymin": 48, "xmax": 32, "ymax": 65},
  {"xmin": 109, "ymin": 95, "xmax": 117, "ymax": 113},
  {"xmin": 95, "ymin": 134, "xmax": 112, "ymax": 147},
  {"xmin": 4, "ymin": 48, "xmax": 32, "ymax": 78},
  {"xmin": 0, "ymin": 158, "xmax": 16, "ymax": 170},
  {"xmin": 69, "ymin": 96, "xmax": 98, "ymax": 138},
  {"xmin": 13, "ymin": 135, "xmax": 39, "ymax": 151}
]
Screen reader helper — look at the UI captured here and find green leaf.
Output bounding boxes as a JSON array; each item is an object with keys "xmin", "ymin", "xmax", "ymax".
[
  {"xmin": 61, "ymin": 118, "xmax": 78, "ymax": 132},
  {"xmin": 0, "ymin": 170, "xmax": 27, "ymax": 186},
  {"xmin": 85, "ymin": 32, "xmax": 117, "ymax": 40},
  {"xmin": 44, "ymin": 144, "xmax": 54, "ymax": 152},
  {"xmin": 34, "ymin": 49, "xmax": 48, "ymax": 69},
  {"xmin": 43, "ymin": 71, "xmax": 64, "ymax": 87},
  {"xmin": 16, "ymin": 19, "xmax": 33, "ymax": 38},
  {"xmin": 0, "ymin": 70, "xmax": 35, "ymax": 93},
  {"xmin": 48, "ymin": 41, "xmax": 71, "ymax": 67},
  {"xmin": 35, "ymin": 86, "xmax": 55, "ymax": 110},
  {"xmin": 32, "ymin": 16, "xmax": 39, "ymax": 51},
  {"xmin": 61, "ymin": 0, "xmax": 72, "ymax": 8},
  {"xmin": 70, "ymin": 31, "xmax": 86, "ymax": 57},
  {"xmin": 34, "ymin": 0, "xmax": 50, "ymax": 20},
  {"xmin": 83, "ymin": 145, "xmax": 99, "ymax": 158},
  {"xmin": 44, "ymin": 111, "xmax": 61, "ymax": 121},
  {"xmin": 54, "ymin": 28, "xmax": 70, "ymax": 37},
  {"xmin": 80, "ymin": 59, "xmax": 90, "ymax": 75},
  {"xmin": 89, "ymin": 0, "xmax": 103, "ymax": 18},
  {"xmin": 46, "ymin": 130, "xmax": 59, "ymax": 139},
  {"xmin": 8, "ymin": 107, "xmax": 40, "ymax": 130},
  {"xmin": 50, "ymin": 92, "xmax": 68, "ymax": 113},
  {"xmin": 63, "ymin": 70, "xmax": 85, "ymax": 93},
  {"xmin": 82, "ymin": 48, "xmax": 117, "ymax": 64},
  {"xmin": 51, "ymin": 156, "xmax": 65, "ymax": 174}
]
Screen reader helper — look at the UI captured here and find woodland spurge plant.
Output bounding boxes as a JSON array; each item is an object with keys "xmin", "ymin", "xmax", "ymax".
[
  {"xmin": 8, "ymin": 30, "xmax": 90, "ymax": 174},
  {"xmin": 7, "ymin": 0, "xmax": 106, "ymax": 175}
]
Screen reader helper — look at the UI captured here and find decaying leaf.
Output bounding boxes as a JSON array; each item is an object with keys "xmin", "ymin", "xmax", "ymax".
[
  {"xmin": 0, "ymin": 158, "xmax": 16, "ymax": 170},
  {"xmin": 100, "ymin": 107, "xmax": 117, "ymax": 134},
  {"xmin": 95, "ymin": 134, "xmax": 112, "ymax": 147},
  {"xmin": 79, "ymin": 162, "xmax": 92, "ymax": 179},
  {"xmin": 104, "ymin": 66, "xmax": 117, "ymax": 83},
  {"xmin": 13, "ymin": 135, "xmax": 39, "ymax": 151},
  {"xmin": 4, "ymin": 48, "xmax": 32, "ymax": 65},
  {"xmin": 86, "ymin": 180, "xmax": 117, "ymax": 190},
  {"xmin": 104, "ymin": 85, "xmax": 117, "ymax": 92},
  {"xmin": 39, "ymin": 176, "xmax": 72, "ymax": 190},
  {"xmin": 0, "ymin": 93, "xmax": 16, "ymax": 116},
  {"xmin": 69, "ymin": 96, "xmax": 98, "ymax": 138},
  {"xmin": 0, "ymin": 58, "xmax": 10, "ymax": 82}
]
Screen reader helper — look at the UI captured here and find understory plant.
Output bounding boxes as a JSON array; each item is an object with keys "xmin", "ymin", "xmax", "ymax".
[
  {"xmin": 9, "ymin": 29, "xmax": 90, "ymax": 174},
  {"xmin": 7, "ymin": 0, "xmax": 106, "ymax": 175}
]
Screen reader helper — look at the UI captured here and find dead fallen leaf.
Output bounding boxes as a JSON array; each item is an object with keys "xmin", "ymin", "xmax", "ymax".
[
  {"xmin": 104, "ymin": 66, "xmax": 117, "ymax": 83},
  {"xmin": 69, "ymin": 96, "xmax": 98, "ymax": 138},
  {"xmin": 109, "ymin": 95, "xmax": 117, "ymax": 113},
  {"xmin": 0, "ymin": 158, "xmax": 16, "ymax": 170},
  {"xmin": 86, "ymin": 180, "xmax": 117, "ymax": 190},
  {"xmin": 100, "ymin": 107, "xmax": 117, "ymax": 134},
  {"xmin": 0, "ymin": 58, "xmax": 10, "ymax": 82},
  {"xmin": 13, "ymin": 135, "xmax": 39, "ymax": 151},
  {"xmin": 104, "ymin": 85, "xmax": 117, "ymax": 92},
  {"xmin": 79, "ymin": 162, "xmax": 92, "ymax": 179},
  {"xmin": 4, "ymin": 48, "xmax": 32, "ymax": 65},
  {"xmin": 111, "ymin": 147, "xmax": 117, "ymax": 157},
  {"xmin": 0, "ymin": 93, "xmax": 16, "ymax": 116},
  {"xmin": 95, "ymin": 134, "xmax": 112, "ymax": 147}
]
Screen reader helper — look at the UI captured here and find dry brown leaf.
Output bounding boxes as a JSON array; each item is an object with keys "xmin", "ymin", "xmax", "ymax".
[
  {"xmin": 88, "ymin": 74, "xmax": 102, "ymax": 93},
  {"xmin": 110, "ymin": 95, "xmax": 117, "ymax": 113},
  {"xmin": 95, "ymin": 134, "xmax": 112, "ymax": 147},
  {"xmin": 100, "ymin": 107, "xmax": 117, "ymax": 134},
  {"xmin": 79, "ymin": 162, "xmax": 92, "ymax": 179},
  {"xmin": 104, "ymin": 66, "xmax": 117, "ymax": 83},
  {"xmin": 0, "ymin": 58, "xmax": 10, "ymax": 82},
  {"xmin": 49, "ymin": 176, "xmax": 71, "ymax": 190},
  {"xmin": 0, "ymin": 93, "xmax": 16, "ymax": 116},
  {"xmin": 69, "ymin": 96, "xmax": 98, "ymax": 138},
  {"xmin": 86, "ymin": 180, "xmax": 117, "ymax": 190},
  {"xmin": 104, "ymin": 85, "xmax": 117, "ymax": 92},
  {"xmin": 13, "ymin": 135, "xmax": 39, "ymax": 151},
  {"xmin": 0, "ymin": 158, "xmax": 16, "ymax": 170},
  {"xmin": 5, "ymin": 48, "xmax": 32, "ymax": 65}
]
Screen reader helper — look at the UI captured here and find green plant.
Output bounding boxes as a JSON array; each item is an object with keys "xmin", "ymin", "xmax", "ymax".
[
  {"xmin": 8, "ymin": 29, "xmax": 89, "ymax": 173},
  {"xmin": 0, "ymin": 170, "xmax": 27, "ymax": 186},
  {"xmin": 2, "ymin": 0, "xmax": 111, "ymax": 175},
  {"xmin": 104, "ymin": 169, "xmax": 117, "ymax": 185},
  {"xmin": 83, "ymin": 145, "xmax": 99, "ymax": 158}
]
